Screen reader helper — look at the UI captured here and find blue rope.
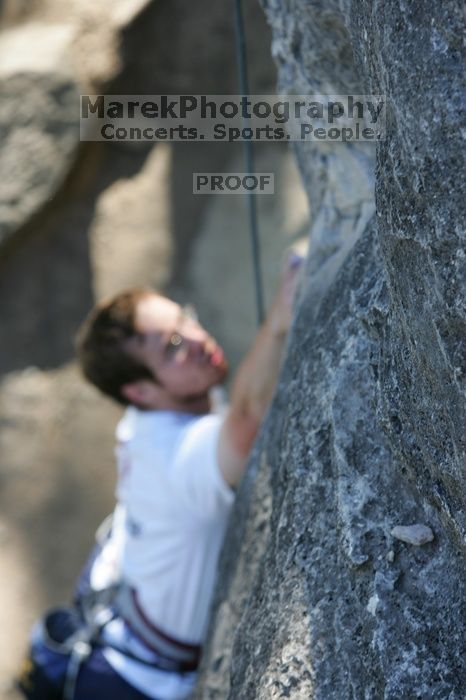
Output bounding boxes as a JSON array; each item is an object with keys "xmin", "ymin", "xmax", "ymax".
[{"xmin": 233, "ymin": 0, "xmax": 265, "ymax": 326}]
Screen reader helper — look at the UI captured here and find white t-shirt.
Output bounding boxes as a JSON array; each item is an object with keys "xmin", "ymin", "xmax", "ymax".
[{"xmin": 90, "ymin": 407, "xmax": 235, "ymax": 699}]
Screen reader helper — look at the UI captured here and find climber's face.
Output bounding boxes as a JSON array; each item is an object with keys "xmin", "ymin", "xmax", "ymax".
[{"xmin": 122, "ymin": 293, "xmax": 228, "ymax": 408}]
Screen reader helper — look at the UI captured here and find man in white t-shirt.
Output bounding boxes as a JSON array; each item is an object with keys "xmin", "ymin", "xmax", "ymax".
[{"xmin": 68, "ymin": 258, "xmax": 300, "ymax": 699}]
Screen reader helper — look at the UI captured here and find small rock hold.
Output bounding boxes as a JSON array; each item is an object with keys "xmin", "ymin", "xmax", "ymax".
[
  {"xmin": 391, "ymin": 524, "xmax": 434, "ymax": 546},
  {"xmin": 386, "ymin": 549, "xmax": 395, "ymax": 562}
]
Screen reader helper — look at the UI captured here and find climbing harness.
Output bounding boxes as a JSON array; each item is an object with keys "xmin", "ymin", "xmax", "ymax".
[
  {"xmin": 234, "ymin": 0, "xmax": 265, "ymax": 325},
  {"xmin": 18, "ymin": 582, "xmax": 199, "ymax": 700}
]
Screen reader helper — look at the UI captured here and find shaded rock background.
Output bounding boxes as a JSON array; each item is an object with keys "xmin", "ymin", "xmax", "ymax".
[
  {"xmin": 0, "ymin": 1, "xmax": 309, "ymax": 696},
  {"xmin": 196, "ymin": 0, "xmax": 466, "ymax": 698}
]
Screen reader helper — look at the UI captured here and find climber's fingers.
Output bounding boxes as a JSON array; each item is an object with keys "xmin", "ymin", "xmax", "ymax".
[{"xmin": 280, "ymin": 247, "xmax": 305, "ymax": 309}]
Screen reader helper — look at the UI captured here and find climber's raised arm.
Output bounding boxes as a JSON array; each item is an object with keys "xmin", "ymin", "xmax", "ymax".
[{"xmin": 218, "ymin": 253, "xmax": 302, "ymax": 488}]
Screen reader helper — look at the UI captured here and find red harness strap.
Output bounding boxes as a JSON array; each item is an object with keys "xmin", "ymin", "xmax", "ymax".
[{"xmin": 117, "ymin": 586, "xmax": 201, "ymax": 672}]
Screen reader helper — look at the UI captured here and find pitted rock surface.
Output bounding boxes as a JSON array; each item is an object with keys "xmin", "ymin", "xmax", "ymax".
[{"xmin": 196, "ymin": 1, "xmax": 465, "ymax": 698}]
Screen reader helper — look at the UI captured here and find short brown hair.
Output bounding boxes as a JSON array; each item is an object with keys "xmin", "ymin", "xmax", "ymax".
[{"xmin": 75, "ymin": 287, "xmax": 158, "ymax": 406}]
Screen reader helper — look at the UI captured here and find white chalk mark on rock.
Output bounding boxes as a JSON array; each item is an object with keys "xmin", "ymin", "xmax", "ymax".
[{"xmin": 367, "ymin": 594, "xmax": 379, "ymax": 615}]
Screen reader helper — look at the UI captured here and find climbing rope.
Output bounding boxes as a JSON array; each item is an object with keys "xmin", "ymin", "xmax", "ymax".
[{"xmin": 233, "ymin": 0, "xmax": 265, "ymax": 326}]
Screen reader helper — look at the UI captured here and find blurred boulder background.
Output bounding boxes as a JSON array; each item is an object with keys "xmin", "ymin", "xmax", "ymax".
[{"xmin": 0, "ymin": 1, "xmax": 308, "ymax": 695}]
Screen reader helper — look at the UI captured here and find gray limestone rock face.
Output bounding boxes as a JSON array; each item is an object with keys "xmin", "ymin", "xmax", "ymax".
[{"xmin": 196, "ymin": 0, "xmax": 465, "ymax": 698}]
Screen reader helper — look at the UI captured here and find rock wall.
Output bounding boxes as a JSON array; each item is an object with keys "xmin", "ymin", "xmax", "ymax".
[{"xmin": 197, "ymin": 1, "xmax": 465, "ymax": 698}]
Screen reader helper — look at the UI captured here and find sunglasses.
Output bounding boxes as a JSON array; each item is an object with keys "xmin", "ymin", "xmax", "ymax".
[{"xmin": 164, "ymin": 304, "xmax": 199, "ymax": 361}]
